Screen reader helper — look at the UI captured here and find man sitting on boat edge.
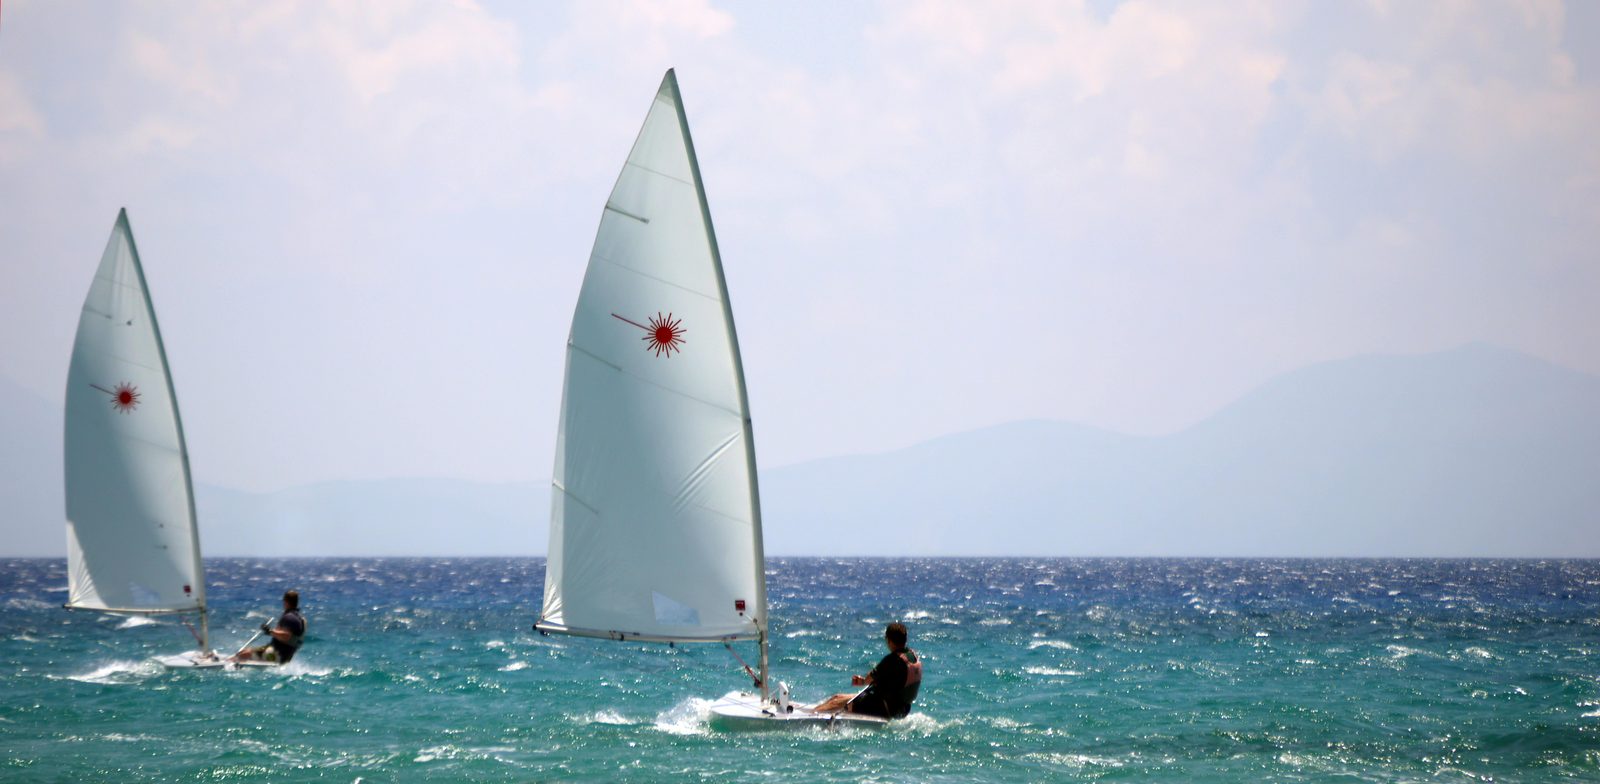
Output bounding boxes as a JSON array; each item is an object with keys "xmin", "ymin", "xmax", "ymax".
[
  {"xmin": 814, "ymin": 621, "xmax": 923, "ymax": 718},
  {"xmin": 232, "ymin": 589, "xmax": 306, "ymax": 664}
]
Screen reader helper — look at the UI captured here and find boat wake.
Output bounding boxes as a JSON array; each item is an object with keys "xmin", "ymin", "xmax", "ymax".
[
  {"xmin": 58, "ymin": 659, "xmax": 162, "ymax": 685},
  {"xmin": 653, "ymin": 697, "xmax": 713, "ymax": 736},
  {"xmin": 275, "ymin": 660, "xmax": 333, "ymax": 678}
]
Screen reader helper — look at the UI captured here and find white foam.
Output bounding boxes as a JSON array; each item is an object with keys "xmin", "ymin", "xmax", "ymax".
[
  {"xmin": 116, "ymin": 616, "xmax": 160, "ymax": 630},
  {"xmin": 577, "ymin": 709, "xmax": 633, "ymax": 725},
  {"xmin": 652, "ymin": 697, "xmax": 713, "ymax": 736},
  {"xmin": 1026, "ymin": 752, "xmax": 1127, "ymax": 769},
  {"xmin": 59, "ymin": 659, "xmax": 160, "ymax": 684},
  {"xmin": 485, "ymin": 639, "xmax": 508, "ymax": 650},
  {"xmin": 889, "ymin": 711, "xmax": 953, "ymax": 734},
  {"xmin": 276, "ymin": 660, "xmax": 333, "ymax": 677},
  {"xmin": 1028, "ymin": 640, "xmax": 1075, "ymax": 651},
  {"xmin": 498, "ymin": 661, "xmax": 529, "ymax": 672},
  {"xmin": 1024, "ymin": 666, "xmax": 1084, "ymax": 677}
]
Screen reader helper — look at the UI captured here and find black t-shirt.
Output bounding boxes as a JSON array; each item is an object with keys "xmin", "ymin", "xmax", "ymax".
[
  {"xmin": 857, "ymin": 649, "xmax": 919, "ymax": 718},
  {"xmin": 271, "ymin": 610, "xmax": 306, "ymax": 662}
]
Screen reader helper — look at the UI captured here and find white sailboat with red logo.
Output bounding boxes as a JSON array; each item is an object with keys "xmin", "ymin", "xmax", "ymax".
[
  {"xmin": 63, "ymin": 209, "xmax": 233, "ymax": 669},
  {"xmin": 534, "ymin": 70, "xmax": 886, "ymax": 728}
]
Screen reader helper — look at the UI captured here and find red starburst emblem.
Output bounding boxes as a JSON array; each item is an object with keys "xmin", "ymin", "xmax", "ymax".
[
  {"xmin": 612, "ymin": 312, "xmax": 686, "ymax": 357},
  {"xmin": 91, "ymin": 382, "xmax": 142, "ymax": 413}
]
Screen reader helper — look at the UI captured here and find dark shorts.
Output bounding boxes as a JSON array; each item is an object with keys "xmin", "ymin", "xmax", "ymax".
[
  {"xmin": 269, "ymin": 641, "xmax": 298, "ymax": 664},
  {"xmin": 847, "ymin": 689, "xmax": 899, "ymax": 719}
]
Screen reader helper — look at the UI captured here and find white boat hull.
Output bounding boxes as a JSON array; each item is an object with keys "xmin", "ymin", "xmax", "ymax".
[
  {"xmin": 708, "ymin": 690, "xmax": 890, "ymax": 731},
  {"xmin": 155, "ymin": 650, "xmax": 279, "ymax": 670}
]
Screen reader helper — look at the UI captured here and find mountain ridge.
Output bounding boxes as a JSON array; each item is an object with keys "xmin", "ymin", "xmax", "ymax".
[{"xmin": 4, "ymin": 343, "xmax": 1596, "ymax": 556}]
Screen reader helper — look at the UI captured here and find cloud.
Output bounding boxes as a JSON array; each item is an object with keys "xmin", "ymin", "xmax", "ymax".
[{"xmin": 0, "ymin": 70, "xmax": 45, "ymax": 164}]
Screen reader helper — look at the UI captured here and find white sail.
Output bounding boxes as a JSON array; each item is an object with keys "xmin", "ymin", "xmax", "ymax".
[
  {"xmin": 64, "ymin": 209, "xmax": 205, "ymax": 620},
  {"xmin": 539, "ymin": 70, "xmax": 768, "ymax": 646}
]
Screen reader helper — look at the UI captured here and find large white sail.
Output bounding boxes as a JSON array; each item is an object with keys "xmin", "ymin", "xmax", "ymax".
[
  {"xmin": 64, "ymin": 209, "xmax": 205, "ymax": 620},
  {"xmin": 539, "ymin": 70, "xmax": 768, "ymax": 645}
]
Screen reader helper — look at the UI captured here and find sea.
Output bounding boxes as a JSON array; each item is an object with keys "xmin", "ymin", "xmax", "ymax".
[{"xmin": 2, "ymin": 557, "xmax": 1598, "ymax": 782}]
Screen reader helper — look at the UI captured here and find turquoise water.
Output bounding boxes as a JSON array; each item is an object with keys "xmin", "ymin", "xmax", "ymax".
[{"xmin": 3, "ymin": 557, "xmax": 1598, "ymax": 782}]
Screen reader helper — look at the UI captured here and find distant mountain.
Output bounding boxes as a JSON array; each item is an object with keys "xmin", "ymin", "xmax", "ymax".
[
  {"xmin": 196, "ymin": 479, "xmax": 545, "ymax": 557},
  {"xmin": 760, "ymin": 344, "xmax": 1600, "ymax": 556},
  {"xmin": 6, "ymin": 345, "xmax": 1599, "ymax": 556}
]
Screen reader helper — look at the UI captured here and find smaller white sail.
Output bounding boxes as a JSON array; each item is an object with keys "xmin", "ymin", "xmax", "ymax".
[{"xmin": 64, "ymin": 209, "xmax": 205, "ymax": 618}]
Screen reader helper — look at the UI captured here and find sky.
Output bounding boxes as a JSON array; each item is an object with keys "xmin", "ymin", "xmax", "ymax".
[{"xmin": 1, "ymin": 0, "xmax": 1597, "ymax": 494}]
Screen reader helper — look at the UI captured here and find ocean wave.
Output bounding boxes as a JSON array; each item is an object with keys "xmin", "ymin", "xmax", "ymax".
[
  {"xmin": 575, "ymin": 709, "xmax": 634, "ymax": 725},
  {"xmin": 498, "ymin": 661, "xmax": 529, "ymax": 672},
  {"xmin": 58, "ymin": 659, "xmax": 161, "ymax": 685},
  {"xmin": 276, "ymin": 660, "xmax": 334, "ymax": 677},
  {"xmin": 1024, "ymin": 666, "xmax": 1083, "ymax": 677},
  {"xmin": 115, "ymin": 616, "xmax": 161, "ymax": 629},
  {"xmin": 652, "ymin": 697, "xmax": 713, "ymax": 736},
  {"xmin": 889, "ymin": 712, "xmax": 955, "ymax": 735},
  {"xmin": 1028, "ymin": 640, "xmax": 1075, "ymax": 651},
  {"xmin": 1023, "ymin": 751, "xmax": 1128, "ymax": 769}
]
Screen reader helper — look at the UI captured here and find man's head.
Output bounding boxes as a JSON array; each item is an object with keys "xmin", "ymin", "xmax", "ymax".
[
  {"xmin": 283, "ymin": 589, "xmax": 299, "ymax": 610},
  {"xmin": 885, "ymin": 622, "xmax": 908, "ymax": 651}
]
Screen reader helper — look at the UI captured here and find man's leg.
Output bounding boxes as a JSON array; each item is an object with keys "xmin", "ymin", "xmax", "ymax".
[{"xmin": 813, "ymin": 694, "xmax": 853, "ymax": 713}]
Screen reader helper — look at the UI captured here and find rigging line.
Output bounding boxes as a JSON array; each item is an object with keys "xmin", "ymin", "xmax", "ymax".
[
  {"xmin": 180, "ymin": 616, "xmax": 204, "ymax": 647},
  {"xmin": 724, "ymin": 638, "xmax": 763, "ymax": 689}
]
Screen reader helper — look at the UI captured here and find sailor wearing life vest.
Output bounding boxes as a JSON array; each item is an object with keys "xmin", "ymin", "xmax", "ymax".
[
  {"xmin": 232, "ymin": 589, "xmax": 307, "ymax": 664},
  {"xmin": 815, "ymin": 622, "xmax": 923, "ymax": 719}
]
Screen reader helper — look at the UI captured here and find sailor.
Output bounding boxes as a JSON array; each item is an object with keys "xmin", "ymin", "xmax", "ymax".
[
  {"xmin": 815, "ymin": 622, "xmax": 923, "ymax": 718},
  {"xmin": 233, "ymin": 589, "xmax": 307, "ymax": 664}
]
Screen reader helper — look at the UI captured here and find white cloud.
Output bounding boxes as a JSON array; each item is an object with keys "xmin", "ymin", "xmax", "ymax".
[{"xmin": 0, "ymin": 72, "xmax": 44, "ymax": 169}]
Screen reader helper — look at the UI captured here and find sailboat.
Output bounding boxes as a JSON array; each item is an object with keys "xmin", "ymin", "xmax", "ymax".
[
  {"xmin": 63, "ymin": 209, "xmax": 245, "ymax": 670},
  {"xmin": 535, "ymin": 70, "xmax": 885, "ymax": 728}
]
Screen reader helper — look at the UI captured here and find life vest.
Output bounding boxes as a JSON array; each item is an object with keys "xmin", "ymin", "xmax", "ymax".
[
  {"xmin": 280, "ymin": 610, "xmax": 306, "ymax": 651},
  {"xmin": 898, "ymin": 649, "xmax": 922, "ymax": 708}
]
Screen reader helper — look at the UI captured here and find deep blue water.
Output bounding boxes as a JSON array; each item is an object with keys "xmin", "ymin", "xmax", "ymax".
[{"xmin": 2, "ymin": 557, "xmax": 1598, "ymax": 782}]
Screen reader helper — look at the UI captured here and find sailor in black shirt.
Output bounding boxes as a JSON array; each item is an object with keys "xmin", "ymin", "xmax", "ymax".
[
  {"xmin": 232, "ymin": 589, "xmax": 307, "ymax": 664},
  {"xmin": 814, "ymin": 622, "xmax": 924, "ymax": 718}
]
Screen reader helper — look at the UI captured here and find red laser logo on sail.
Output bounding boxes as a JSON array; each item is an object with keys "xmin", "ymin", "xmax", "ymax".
[
  {"xmin": 612, "ymin": 312, "xmax": 686, "ymax": 357},
  {"xmin": 90, "ymin": 382, "xmax": 142, "ymax": 413}
]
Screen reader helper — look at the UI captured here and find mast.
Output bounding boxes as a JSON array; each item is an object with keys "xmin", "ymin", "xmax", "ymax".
[{"xmin": 667, "ymin": 69, "xmax": 772, "ymax": 701}]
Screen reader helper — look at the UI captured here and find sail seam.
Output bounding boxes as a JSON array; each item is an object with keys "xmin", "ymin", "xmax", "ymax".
[
  {"xmin": 567, "ymin": 345, "xmax": 744, "ymax": 419},
  {"xmin": 623, "ymin": 159, "xmax": 695, "ymax": 188},
  {"xmin": 75, "ymin": 346, "xmax": 166, "ymax": 374},
  {"xmin": 588, "ymin": 253, "xmax": 721, "ymax": 304}
]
